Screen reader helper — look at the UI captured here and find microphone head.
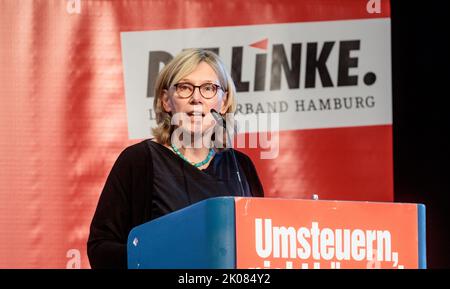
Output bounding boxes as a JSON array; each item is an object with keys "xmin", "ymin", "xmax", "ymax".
[{"xmin": 210, "ymin": 109, "xmax": 225, "ymax": 127}]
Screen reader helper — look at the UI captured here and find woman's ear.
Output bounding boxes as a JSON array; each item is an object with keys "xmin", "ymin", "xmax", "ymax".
[
  {"xmin": 161, "ymin": 89, "xmax": 172, "ymax": 113},
  {"xmin": 219, "ymin": 92, "xmax": 228, "ymax": 114}
]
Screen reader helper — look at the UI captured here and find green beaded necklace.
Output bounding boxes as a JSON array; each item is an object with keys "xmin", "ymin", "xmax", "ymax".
[{"xmin": 171, "ymin": 144, "xmax": 215, "ymax": 168}]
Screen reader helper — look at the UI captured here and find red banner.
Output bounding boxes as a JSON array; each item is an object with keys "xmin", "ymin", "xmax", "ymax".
[{"xmin": 0, "ymin": 0, "xmax": 391, "ymax": 268}]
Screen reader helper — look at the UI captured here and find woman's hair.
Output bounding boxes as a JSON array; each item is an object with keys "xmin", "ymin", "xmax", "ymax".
[{"xmin": 152, "ymin": 48, "xmax": 237, "ymax": 145}]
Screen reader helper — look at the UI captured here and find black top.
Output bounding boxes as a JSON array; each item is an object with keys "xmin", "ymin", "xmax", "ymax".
[{"xmin": 87, "ymin": 139, "xmax": 264, "ymax": 268}]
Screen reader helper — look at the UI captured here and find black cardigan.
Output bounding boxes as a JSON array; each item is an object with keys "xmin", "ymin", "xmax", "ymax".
[{"xmin": 87, "ymin": 139, "xmax": 264, "ymax": 268}]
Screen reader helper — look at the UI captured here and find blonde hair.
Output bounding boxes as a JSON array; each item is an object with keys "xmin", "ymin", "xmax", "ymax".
[{"xmin": 152, "ymin": 49, "xmax": 237, "ymax": 145}]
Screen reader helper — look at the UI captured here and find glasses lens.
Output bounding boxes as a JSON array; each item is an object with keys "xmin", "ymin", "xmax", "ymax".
[
  {"xmin": 176, "ymin": 83, "xmax": 194, "ymax": 98},
  {"xmin": 200, "ymin": 83, "xmax": 217, "ymax": 99}
]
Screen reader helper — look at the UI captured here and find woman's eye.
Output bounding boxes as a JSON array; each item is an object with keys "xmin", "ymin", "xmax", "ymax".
[{"xmin": 179, "ymin": 84, "xmax": 191, "ymax": 91}]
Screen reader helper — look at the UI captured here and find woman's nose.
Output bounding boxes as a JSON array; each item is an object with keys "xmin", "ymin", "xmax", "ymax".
[{"xmin": 190, "ymin": 87, "xmax": 202, "ymax": 103}]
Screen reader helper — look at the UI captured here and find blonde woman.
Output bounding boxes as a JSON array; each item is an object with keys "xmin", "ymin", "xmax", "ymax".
[{"xmin": 88, "ymin": 49, "xmax": 264, "ymax": 268}]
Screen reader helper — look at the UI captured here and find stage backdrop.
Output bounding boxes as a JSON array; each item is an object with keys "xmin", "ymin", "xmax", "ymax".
[{"xmin": 0, "ymin": 0, "xmax": 392, "ymax": 268}]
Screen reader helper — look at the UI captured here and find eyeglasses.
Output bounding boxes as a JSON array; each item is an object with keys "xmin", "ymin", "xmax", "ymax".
[{"xmin": 173, "ymin": 82, "xmax": 224, "ymax": 99}]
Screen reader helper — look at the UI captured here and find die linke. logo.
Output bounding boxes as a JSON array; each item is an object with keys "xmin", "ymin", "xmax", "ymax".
[{"xmin": 147, "ymin": 38, "xmax": 374, "ymax": 99}]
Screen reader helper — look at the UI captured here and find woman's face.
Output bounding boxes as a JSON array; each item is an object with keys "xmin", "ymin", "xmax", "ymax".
[{"xmin": 162, "ymin": 61, "xmax": 228, "ymax": 135}]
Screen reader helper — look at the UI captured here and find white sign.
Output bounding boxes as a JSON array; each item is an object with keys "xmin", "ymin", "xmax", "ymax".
[{"xmin": 121, "ymin": 19, "xmax": 391, "ymax": 139}]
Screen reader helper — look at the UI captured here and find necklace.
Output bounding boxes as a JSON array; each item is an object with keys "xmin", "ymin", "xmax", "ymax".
[{"xmin": 171, "ymin": 144, "xmax": 215, "ymax": 168}]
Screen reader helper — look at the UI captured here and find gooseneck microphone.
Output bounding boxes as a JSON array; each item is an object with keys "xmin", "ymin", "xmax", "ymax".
[{"xmin": 210, "ymin": 109, "xmax": 246, "ymax": 197}]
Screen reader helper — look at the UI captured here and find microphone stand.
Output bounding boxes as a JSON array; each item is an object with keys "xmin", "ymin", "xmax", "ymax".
[{"xmin": 210, "ymin": 109, "xmax": 246, "ymax": 197}]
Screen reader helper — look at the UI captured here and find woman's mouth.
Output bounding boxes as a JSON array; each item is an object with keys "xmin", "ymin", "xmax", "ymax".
[{"xmin": 186, "ymin": 111, "xmax": 205, "ymax": 117}]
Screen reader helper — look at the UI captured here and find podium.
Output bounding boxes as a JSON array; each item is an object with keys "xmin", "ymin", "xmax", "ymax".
[{"xmin": 127, "ymin": 197, "xmax": 426, "ymax": 269}]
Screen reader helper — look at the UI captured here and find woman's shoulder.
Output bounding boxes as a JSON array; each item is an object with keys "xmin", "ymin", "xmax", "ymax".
[
  {"xmin": 231, "ymin": 148, "xmax": 249, "ymax": 159},
  {"xmin": 116, "ymin": 139, "xmax": 153, "ymax": 163},
  {"xmin": 118, "ymin": 138, "xmax": 170, "ymax": 160},
  {"xmin": 225, "ymin": 148, "xmax": 254, "ymax": 165}
]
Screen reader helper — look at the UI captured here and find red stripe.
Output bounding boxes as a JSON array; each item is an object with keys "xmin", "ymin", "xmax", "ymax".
[{"xmin": 112, "ymin": 0, "xmax": 390, "ymax": 31}]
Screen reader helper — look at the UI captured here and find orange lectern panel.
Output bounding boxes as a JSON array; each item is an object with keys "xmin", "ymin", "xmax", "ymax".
[{"xmin": 235, "ymin": 197, "xmax": 424, "ymax": 269}]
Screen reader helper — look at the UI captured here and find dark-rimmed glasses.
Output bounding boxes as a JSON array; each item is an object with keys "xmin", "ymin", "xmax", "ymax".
[{"xmin": 173, "ymin": 82, "xmax": 224, "ymax": 99}]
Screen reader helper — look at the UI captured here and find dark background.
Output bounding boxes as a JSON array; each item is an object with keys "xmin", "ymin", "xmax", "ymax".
[{"xmin": 392, "ymin": 2, "xmax": 450, "ymax": 268}]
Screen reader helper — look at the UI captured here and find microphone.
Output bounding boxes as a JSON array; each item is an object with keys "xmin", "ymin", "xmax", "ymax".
[{"xmin": 210, "ymin": 109, "xmax": 246, "ymax": 197}]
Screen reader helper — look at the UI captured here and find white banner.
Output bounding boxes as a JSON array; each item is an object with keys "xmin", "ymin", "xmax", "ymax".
[{"xmin": 121, "ymin": 19, "xmax": 391, "ymax": 139}]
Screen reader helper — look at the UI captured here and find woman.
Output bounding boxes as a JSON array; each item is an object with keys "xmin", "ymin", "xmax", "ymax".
[{"xmin": 87, "ymin": 49, "xmax": 264, "ymax": 269}]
